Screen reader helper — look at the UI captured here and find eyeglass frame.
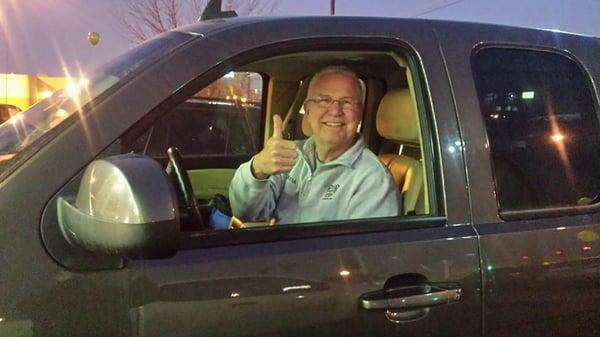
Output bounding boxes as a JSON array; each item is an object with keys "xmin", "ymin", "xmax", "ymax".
[{"xmin": 304, "ymin": 96, "xmax": 362, "ymax": 111}]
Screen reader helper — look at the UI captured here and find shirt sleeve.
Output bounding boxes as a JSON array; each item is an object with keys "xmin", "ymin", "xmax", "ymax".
[
  {"xmin": 346, "ymin": 169, "xmax": 401, "ymax": 219},
  {"xmin": 228, "ymin": 158, "xmax": 285, "ymax": 222}
]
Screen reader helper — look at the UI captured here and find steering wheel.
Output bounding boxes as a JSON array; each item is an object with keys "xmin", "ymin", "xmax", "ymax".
[{"xmin": 166, "ymin": 147, "xmax": 205, "ymax": 230}]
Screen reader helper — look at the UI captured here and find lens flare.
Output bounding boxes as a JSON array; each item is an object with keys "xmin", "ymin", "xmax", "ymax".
[
  {"xmin": 545, "ymin": 94, "xmax": 575, "ymax": 185},
  {"xmin": 550, "ymin": 133, "xmax": 564, "ymax": 142}
]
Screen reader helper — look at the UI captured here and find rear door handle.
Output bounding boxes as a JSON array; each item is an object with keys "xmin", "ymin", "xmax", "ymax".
[{"xmin": 360, "ymin": 286, "xmax": 462, "ymax": 310}]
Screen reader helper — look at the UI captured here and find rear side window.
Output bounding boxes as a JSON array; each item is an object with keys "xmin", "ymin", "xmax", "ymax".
[{"xmin": 472, "ymin": 48, "xmax": 600, "ymax": 212}]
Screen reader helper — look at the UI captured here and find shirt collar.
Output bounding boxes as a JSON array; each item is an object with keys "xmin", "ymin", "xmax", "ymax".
[{"xmin": 300, "ymin": 135, "xmax": 365, "ymax": 169}]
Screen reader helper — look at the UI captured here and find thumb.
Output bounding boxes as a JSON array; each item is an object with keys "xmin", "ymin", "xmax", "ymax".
[{"xmin": 272, "ymin": 114, "xmax": 283, "ymax": 139}]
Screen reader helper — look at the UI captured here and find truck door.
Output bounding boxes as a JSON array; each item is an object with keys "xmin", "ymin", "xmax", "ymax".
[
  {"xmin": 438, "ymin": 21, "xmax": 600, "ymax": 336},
  {"xmin": 119, "ymin": 18, "xmax": 482, "ymax": 337}
]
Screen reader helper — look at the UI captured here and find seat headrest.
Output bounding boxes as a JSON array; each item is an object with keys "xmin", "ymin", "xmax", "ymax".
[{"xmin": 376, "ymin": 89, "xmax": 419, "ymax": 144}]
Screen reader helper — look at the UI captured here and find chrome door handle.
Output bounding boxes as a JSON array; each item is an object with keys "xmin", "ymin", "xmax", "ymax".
[{"xmin": 360, "ymin": 285, "xmax": 462, "ymax": 310}]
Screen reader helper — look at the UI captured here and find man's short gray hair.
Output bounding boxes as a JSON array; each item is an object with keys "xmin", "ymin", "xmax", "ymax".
[{"xmin": 307, "ymin": 66, "xmax": 366, "ymax": 105}]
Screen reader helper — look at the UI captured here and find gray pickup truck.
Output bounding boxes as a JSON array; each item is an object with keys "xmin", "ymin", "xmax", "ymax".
[{"xmin": 1, "ymin": 8, "xmax": 599, "ymax": 337}]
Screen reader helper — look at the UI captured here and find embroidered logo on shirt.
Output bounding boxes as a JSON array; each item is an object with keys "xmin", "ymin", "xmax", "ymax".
[
  {"xmin": 287, "ymin": 176, "xmax": 297, "ymax": 184},
  {"xmin": 322, "ymin": 184, "xmax": 340, "ymax": 200}
]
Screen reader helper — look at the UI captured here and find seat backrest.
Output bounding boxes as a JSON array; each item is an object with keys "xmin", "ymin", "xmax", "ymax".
[{"xmin": 376, "ymin": 88, "xmax": 424, "ymax": 215}]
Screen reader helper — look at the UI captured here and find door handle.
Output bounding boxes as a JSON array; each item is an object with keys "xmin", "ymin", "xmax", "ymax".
[
  {"xmin": 360, "ymin": 286, "xmax": 462, "ymax": 310},
  {"xmin": 360, "ymin": 285, "xmax": 462, "ymax": 310}
]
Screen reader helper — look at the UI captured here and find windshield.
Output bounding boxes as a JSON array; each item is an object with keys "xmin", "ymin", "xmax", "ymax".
[{"xmin": 0, "ymin": 31, "xmax": 194, "ymax": 172}]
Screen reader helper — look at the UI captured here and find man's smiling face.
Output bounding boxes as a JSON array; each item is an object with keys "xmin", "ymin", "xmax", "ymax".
[{"xmin": 304, "ymin": 71, "xmax": 363, "ymax": 157}]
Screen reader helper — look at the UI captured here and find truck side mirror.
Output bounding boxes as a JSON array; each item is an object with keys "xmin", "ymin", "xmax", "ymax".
[{"xmin": 57, "ymin": 154, "xmax": 179, "ymax": 258}]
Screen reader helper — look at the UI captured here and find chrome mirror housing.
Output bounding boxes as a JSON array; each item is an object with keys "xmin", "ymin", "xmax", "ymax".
[{"xmin": 57, "ymin": 154, "xmax": 179, "ymax": 257}]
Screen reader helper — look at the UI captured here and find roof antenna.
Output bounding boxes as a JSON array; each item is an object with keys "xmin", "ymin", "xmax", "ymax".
[{"xmin": 199, "ymin": 0, "xmax": 238, "ymax": 21}]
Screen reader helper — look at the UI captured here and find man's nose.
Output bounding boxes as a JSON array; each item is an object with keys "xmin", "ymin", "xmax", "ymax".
[{"xmin": 329, "ymin": 100, "xmax": 344, "ymax": 114}]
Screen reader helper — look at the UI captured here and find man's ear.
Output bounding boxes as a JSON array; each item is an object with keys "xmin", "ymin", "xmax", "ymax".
[
  {"xmin": 301, "ymin": 104, "xmax": 313, "ymax": 137},
  {"xmin": 302, "ymin": 102, "xmax": 309, "ymax": 115}
]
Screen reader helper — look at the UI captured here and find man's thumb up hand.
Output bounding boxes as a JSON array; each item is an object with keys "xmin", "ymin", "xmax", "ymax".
[{"xmin": 251, "ymin": 115, "xmax": 297, "ymax": 179}]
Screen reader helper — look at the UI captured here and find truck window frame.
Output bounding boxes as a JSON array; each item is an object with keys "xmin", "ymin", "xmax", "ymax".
[{"xmin": 471, "ymin": 44, "xmax": 600, "ymax": 221}]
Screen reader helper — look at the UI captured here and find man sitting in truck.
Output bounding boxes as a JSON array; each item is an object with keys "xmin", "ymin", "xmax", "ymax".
[{"xmin": 229, "ymin": 66, "xmax": 400, "ymax": 224}]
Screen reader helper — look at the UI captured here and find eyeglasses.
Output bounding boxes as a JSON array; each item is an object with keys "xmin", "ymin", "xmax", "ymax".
[{"xmin": 306, "ymin": 96, "xmax": 361, "ymax": 110}]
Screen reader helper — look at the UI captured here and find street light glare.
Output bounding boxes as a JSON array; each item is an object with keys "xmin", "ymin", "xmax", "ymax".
[{"xmin": 550, "ymin": 133, "xmax": 565, "ymax": 142}]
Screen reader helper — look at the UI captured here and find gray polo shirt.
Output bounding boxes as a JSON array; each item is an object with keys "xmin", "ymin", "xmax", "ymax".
[{"xmin": 229, "ymin": 136, "xmax": 401, "ymax": 224}]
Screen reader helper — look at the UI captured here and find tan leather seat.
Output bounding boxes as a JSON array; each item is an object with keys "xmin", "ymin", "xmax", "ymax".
[{"xmin": 376, "ymin": 89, "xmax": 424, "ymax": 215}]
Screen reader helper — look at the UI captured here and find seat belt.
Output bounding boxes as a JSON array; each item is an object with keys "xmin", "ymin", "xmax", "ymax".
[{"xmin": 282, "ymin": 76, "xmax": 311, "ymax": 139}]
